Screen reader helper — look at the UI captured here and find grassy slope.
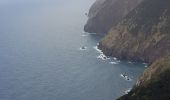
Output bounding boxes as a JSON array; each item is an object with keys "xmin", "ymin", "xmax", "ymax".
[
  {"xmin": 117, "ymin": 57, "xmax": 170, "ymax": 100},
  {"xmin": 99, "ymin": 0, "xmax": 170, "ymax": 99},
  {"xmin": 100, "ymin": 0, "xmax": 170, "ymax": 63}
]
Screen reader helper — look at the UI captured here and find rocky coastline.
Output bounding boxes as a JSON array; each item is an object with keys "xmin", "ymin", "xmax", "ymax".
[{"xmin": 85, "ymin": 0, "xmax": 170, "ymax": 99}]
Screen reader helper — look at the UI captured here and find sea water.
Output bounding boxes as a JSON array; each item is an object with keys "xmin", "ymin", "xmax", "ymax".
[{"xmin": 0, "ymin": 0, "xmax": 145, "ymax": 100}]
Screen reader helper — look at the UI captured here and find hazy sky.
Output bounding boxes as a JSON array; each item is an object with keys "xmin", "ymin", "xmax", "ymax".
[
  {"xmin": 0, "ymin": 0, "xmax": 94, "ymax": 6},
  {"xmin": 0, "ymin": 0, "xmax": 95, "ymax": 34}
]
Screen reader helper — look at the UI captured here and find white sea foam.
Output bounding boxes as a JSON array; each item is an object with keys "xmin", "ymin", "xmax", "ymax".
[
  {"xmin": 120, "ymin": 74, "xmax": 132, "ymax": 81},
  {"xmin": 124, "ymin": 88, "xmax": 132, "ymax": 94},
  {"xmin": 97, "ymin": 53, "xmax": 110, "ymax": 60},
  {"xmin": 82, "ymin": 31, "xmax": 87, "ymax": 34},
  {"xmin": 109, "ymin": 61, "xmax": 119, "ymax": 64},
  {"xmin": 93, "ymin": 46, "xmax": 103, "ymax": 54},
  {"xmin": 81, "ymin": 31, "xmax": 89, "ymax": 37},
  {"xmin": 109, "ymin": 57, "xmax": 121, "ymax": 64},
  {"xmin": 117, "ymin": 60, "xmax": 121, "ymax": 63},
  {"xmin": 82, "ymin": 31, "xmax": 96, "ymax": 35},
  {"xmin": 143, "ymin": 62, "xmax": 147, "ymax": 65},
  {"xmin": 143, "ymin": 63, "xmax": 148, "ymax": 67},
  {"xmin": 79, "ymin": 46, "xmax": 87, "ymax": 51},
  {"xmin": 94, "ymin": 45, "xmax": 110, "ymax": 60},
  {"xmin": 128, "ymin": 61, "xmax": 132, "ymax": 64},
  {"xmin": 113, "ymin": 57, "xmax": 117, "ymax": 60},
  {"xmin": 144, "ymin": 65, "xmax": 148, "ymax": 67},
  {"xmin": 81, "ymin": 34, "xmax": 88, "ymax": 37}
]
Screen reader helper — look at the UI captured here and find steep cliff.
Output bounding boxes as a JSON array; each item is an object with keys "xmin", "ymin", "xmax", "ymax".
[
  {"xmin": 99, "ymin": 0, "xmax": 170, "ymax": 63},
  {"xmin": 97, "ymin": 0, "xmax": 170, "ymax": 99},
  {"xmin": 84, "ymin": 0, "xmax": 143, "ymax": 34},
  {"xmin": 118, "ymin": 56, "xmax": 170, "ymax": 100}
]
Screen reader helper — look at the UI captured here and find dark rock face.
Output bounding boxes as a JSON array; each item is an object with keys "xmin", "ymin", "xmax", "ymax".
[
  {"xmin": 117, "ymin": 57, "xmax": 170, "ymax": 100},
  {"xmin": 97, "ymin": 0, "xmax": 170, "ymax": 99},
  {"xmin": 84, "ymin": 0, "xmax": 143, "ymax": 34},
  {"xmin": 88, "ymin": 0, "xmax": 106, "ymax": 18},
  {"xmin": 85, "ymin": 0, "xmax": 170, "ymax": 99},
  {"xmin": 99, "ymin": 0, "xmax": 170, "ymax": 63}
]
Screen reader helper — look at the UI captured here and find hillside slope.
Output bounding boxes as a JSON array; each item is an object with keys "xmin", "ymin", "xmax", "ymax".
[
  {"xmin": 97, "ymin": 0, "xmax": 170, "ymax": 99},
  {"xmin": 99, "ymin": 0, "xmax": 170, "ymax": 63},
  {"xmin": 84, "ymin": 0, "xmax": 143, "ymax": 34},
  {"xmin": 118, "ymin": 56, "xmax": 170, "ymax": 100}
]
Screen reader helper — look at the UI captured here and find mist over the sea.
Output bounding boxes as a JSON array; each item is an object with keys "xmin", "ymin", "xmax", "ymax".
[{"xmin": 0, "ymin": 0, "xmax": 145, "ymax": 100}]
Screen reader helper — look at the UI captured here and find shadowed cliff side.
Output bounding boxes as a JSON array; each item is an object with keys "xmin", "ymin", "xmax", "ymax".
[
  {"xmin": 84, "ymin": 0, "xmax": 143, "ymax": 34},
  {"xmin": 99, "ymin": 0, "xmax": 170, "ymax": 63},
  {"xmin": 97, "ymin": 0, "xmax": 170, "ymax": 99},
  {"xmin": 117, "ymin": 56, "xmax": 170, "ymax": 100}
]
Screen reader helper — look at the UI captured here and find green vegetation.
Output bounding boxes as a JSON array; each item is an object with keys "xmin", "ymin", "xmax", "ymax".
[
  {"xmin": 86, "ymin": 0, "xmax": 170, "ymax": 99},
  {"xmin": 100, "ymin": 0, "xmax": 170, "ymax": 99},
  {"xmin": 124, "ymin": 0, "xmax": 170, "ymax": 35},
  {"xmin": 118, "ymin": 70, "xmax": 170, "ymax": 100},
  {"xmin": 160, "ymin": 17, "xmax": 170, "ymax": 34},
  {"xmin": 117, "ymin": 57, "xmax": 170, "ymax": 100}
]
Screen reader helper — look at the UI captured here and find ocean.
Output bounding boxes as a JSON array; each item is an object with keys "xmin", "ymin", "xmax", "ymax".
[{"xmin": 0, "ymin": 0, "xmax": 145, "ymax": 100}]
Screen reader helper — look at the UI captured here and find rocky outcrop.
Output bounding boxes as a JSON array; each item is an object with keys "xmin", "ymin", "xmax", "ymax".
[
  {"xmin": 87, "ymin": 0, "xmax": 106, "ymax": 18},
  {"xmin": 117, "ymin": 56, "xmax": 170, "ymax": 100},
  {"xmin": 99, "ymin": 0, "xmax": 170, "ymax": 63},
  {"xmin": 84, "ymin": 0, "xmax": 143, "ymax": 34},
  {"xmin": 97, "ymin": 0, "xmax": 170, "ymax": 99},
  {"xmin": 86, "ymin": 0, "xmax": 170, "ymax": 99}
]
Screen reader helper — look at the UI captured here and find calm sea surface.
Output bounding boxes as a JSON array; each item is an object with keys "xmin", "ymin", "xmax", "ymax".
[{"xmin": 0, "ymin": 0, "xmax": 145, "ymax": 100}]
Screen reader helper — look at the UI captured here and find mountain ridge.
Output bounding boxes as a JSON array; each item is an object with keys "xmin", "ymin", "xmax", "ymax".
[
  {"xmin": 84, "ymin": 0, "xmax": 143, "ymax": 34},
  {"xmin": 85, "ymin": 0, "xmax": 170, "ymax": 99}
]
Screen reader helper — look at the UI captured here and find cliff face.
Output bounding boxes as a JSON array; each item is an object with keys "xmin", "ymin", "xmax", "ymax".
[
  {"xmin": 118, "ymin": 56, "xmax": 170, "ymax": 100},
  {"xmin": 84, "ymin": 0, "xmax": 143, "ymax": 34},
  {"xmin": 97, "ymin": 0, "xmax": 170, "ymax": 99},
  {"xmin": 87, "ymin": 0, "xmax": 106, "ymax": 18},
  {"xmin": 86, "ymin": 0, "xmax": 170, "ymax": 99},
  {"xmin": 99, "ymin": 0, "xmax": 170, "ymax": 63}
]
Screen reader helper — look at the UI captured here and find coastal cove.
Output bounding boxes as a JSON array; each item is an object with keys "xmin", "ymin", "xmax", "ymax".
[{"xmin": 0, "ymin": 0, "xmax": 146, "ymax": 100}]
